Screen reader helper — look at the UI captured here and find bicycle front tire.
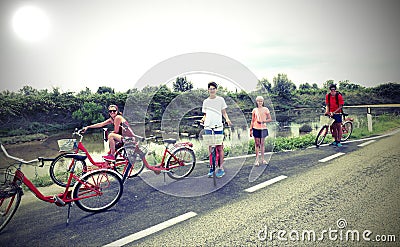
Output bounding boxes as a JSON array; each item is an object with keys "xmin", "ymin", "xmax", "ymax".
[
  {"xmin": 73, "ymin": 169, "xmax": 123, "ymax": 212},
  {"xmin": 166, "ymin": 147, "xmax": 196, "ymax": 180},
  {"xmin": 114, "ymin": 147, "xmax": 144, "ymax": 178},
  {"xmin": 0, "ymin": 189, "xmax": 22, "ymax": 233},
  {"xmin": 315, "ymin": 126, "xmax": 328, "ymax": 147},
  {"xmin": 211, "ymin": 147, "xmax": 217, "ymax": 186},
  {"xmin": 49, "ymin": 152, "xmax": 87, "ymax": 187},
  {"xmin": 341, "ymin": 121, "xmax": 353, "ymax": 141}
]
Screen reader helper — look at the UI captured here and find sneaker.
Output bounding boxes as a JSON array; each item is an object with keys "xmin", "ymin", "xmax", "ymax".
[
  {"xmin": 102, "ymin": 154, "xmax": 115, "ymax": 161},
  {"xmin": 216, "ymin": 169, "xmax": 225, "ymax": 178},
  {"xmin": 330, "ymin": 141, "xmax": 337, "ymax": 146},
  {"xmin": 336, "ymin": 142, "xmax": 342, "ymax": 147},
  {"xmin": 207, "ymin": 168, "xmax": 214, "ymax": 178}
]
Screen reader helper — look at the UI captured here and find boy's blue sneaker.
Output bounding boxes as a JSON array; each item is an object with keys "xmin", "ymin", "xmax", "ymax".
[
  {"xmin": 330, "ymin": 141, "xmax": 337, "ymax": 146},
  {"xmin": 336, "ymin": 142, "xmax": 343, "ymax": 147},
  {"xmin": 216, "ymin": 169, "xmax": 225, "ymax": 178},
  {"xmin": 207, "ymin": 169, "xmax": 214, "ymax": 178}
]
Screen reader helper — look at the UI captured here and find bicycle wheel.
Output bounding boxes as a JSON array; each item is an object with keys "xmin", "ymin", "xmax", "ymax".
[
  {"xmin": 166, "ymin": 147, "xmax": 196, "ymax": 180},
  {"xmin": 315, "ymin": 126, "xmax": 328, "ymax": 147},
  {"xmin": 0, "ymin": 189, "xmax": 22, "ymax": 233},
  {"xmin": 341, "ymin": 121, "xmax": 353, "ymax": 141},
  {"xmin": 114, "ymin": 147, "xmax": 144, "ymax": 178},
  {"xmin": 50, "ymin": 152, "xmax": 87, "ymax": 187},
  {"xmin": 210, "ymin": 147, "xmax": 217, "ymax": 186},
  {"xmin": 73, "ymin": 169, "xmax": 123, "ymax": 213}
]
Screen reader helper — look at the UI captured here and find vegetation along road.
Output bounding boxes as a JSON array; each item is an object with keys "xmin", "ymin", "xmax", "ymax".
[{"xmin": 0, "ymin": 130, "xmax": 399, "ymax": 246}]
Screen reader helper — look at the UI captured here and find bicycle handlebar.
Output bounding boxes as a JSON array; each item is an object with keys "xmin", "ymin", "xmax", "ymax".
[
  {"xmin": 193, "ymin": 120, "xmax": 231, "ymax": 129},
  {"xmin": 0, "ymin": 143, "xmax": 40, "ymax": 164}
]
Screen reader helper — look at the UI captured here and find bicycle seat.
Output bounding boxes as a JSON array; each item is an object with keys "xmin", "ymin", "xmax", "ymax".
[
  {"xmin": 163, "ymin": 138, "xmax": 177, "ymax": 144},
  {"xmin": 64, "ymin": 154, "xmax": 87, "ymax": 161}
]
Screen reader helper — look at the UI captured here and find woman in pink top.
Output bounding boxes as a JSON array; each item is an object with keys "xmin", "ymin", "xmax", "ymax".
[{"xmin": 250, "ymin": 96, "xmax": 272, "ymax": 166}]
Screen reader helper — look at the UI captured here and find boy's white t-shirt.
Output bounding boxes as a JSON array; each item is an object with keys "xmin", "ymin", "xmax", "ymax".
[{"xmin": 202, "ymin": 96, "xmax": 227, "ymax": 131}]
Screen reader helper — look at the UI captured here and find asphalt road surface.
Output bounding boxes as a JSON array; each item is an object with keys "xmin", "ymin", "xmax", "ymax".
[{"xmin": 1, "ymin": 130, "xmax": 399, "ymax": 246}]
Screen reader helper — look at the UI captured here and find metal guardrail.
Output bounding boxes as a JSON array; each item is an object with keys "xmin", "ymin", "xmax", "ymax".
[{"xmin": 345, "ymin": 104, "xmax": 400, "ymax": 132}]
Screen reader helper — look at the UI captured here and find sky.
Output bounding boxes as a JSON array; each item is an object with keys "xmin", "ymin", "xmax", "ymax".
[{"xmin": 0, "ymin": 0, "xmax": 399, "ymax": 93}]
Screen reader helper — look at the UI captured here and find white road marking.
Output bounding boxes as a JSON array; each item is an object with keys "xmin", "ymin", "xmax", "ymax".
[
  {"xmin": 103, "ymin": 212, "xmax": 197, "ymax": 247},
  {"xmin": 357, "ymin": 140, "xmax": 376, "ymax": 147},
  {"xmin": 319, "ymin": 152, "xmax": 345, "ymax": 162},
  {"xmin": 244, "ymin": 175, "xmax": 288, "ymax": 193}
]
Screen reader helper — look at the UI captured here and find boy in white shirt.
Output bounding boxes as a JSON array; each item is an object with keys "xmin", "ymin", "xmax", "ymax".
[{"xmin": 200, "ymin": 82, "xmax": 232, "ymax": 178}]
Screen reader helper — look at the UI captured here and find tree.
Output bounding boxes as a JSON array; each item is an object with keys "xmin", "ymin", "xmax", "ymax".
[
  {"xmin": 77, "ymin": 87, "xmax": 92, "ymax": 96},
  {"xmin": 372, "ymin": 82, "xmax": 400, "ymax": 100},
  {"xmin": 19, "ymin": 85, "xmax": 37, "ymax": 96},
  {"xmin": 272, "ymin": 74, "xmax": 296, "ymax": 100},
  {"xmin": 72, "ymin": 102, "xmax": 105, "ymax": 126},
  {"xmin": 257, "ymin": 78, "xmax": 272, "ymax": 92},
  {"xmin": 299, "ymin": 83, "xmax": 312, "ymax": 90},
  {"xmin": 173, "ymin": 76, "xmax": 193, "ymax": 92},
  {"xmin": 339, "ymin": 80, "xmax": 364, "ymax": 90},
  {"xmin": 97, "ymin": 86, "xmax": 114, "ymax": 94},
  {"xmin": 323, "ymin": 80, "xmax": 335, "ymax": 89}
]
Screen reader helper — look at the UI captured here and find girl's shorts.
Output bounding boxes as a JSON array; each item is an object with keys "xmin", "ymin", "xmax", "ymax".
[{"xmin": 253, "ymin": 128, "xmax": 268, "ymax": 138}]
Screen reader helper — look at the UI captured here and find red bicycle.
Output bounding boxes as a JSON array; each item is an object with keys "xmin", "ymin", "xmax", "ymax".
[
  {"xmin": 123, "ymin": 133, "xmax": 196, "ymax": 180},
  {"xmin": 0, "ymin": 142, "xmax": 123, "ymax": 233},
  {"xmin": 49, "ymin": 128, "xmax": 135, "ymax": 187}
]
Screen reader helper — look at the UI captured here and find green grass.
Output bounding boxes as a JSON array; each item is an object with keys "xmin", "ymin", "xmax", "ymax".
[{"xmin": 351, "ymin": 114, "xmax": 400, "ymax": 139}]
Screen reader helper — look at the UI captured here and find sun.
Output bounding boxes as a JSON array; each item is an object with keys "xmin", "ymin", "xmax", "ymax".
[{"xmin": 12, "ymin": 6, "xmax": 50, "ymax": 42}]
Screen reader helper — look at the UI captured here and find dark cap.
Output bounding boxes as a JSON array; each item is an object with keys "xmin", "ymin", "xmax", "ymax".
[{"xmin": 329, "ymin": 84, "xmax": 337, "ymax": 90}]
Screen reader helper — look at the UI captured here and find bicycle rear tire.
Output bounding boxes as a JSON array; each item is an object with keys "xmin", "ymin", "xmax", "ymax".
[
  {"xmin": 341, "ymin": 121, "xmax": 353, "ymax": 141},
  {"xmin": 166, "ymin": 147, "xmax": 196, "ymax": 180},
  {"xmin": 73, "ymin": 169, "xmax": 123, "ymax": 212},
  {"xmin": 0, "ymin": 189, "xmax": 22, "ymax": 233},
  {"xmin": 49, "ymin": 152, "xmax": 87, "ymax": 187},
  {"xmin": 315, "ymin": 125, "xmax": 328, "ymax": 147}
]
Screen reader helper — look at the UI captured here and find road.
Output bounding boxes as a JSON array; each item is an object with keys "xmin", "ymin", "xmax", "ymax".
[{"xmin": 1, "ymin": 130, "xmax": 399, "ymax": 246}]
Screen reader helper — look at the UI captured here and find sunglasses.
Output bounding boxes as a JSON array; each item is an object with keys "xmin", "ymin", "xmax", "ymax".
[{"xmin": 109, "ymin": 110, "xmax": 117, "ymax": 113}]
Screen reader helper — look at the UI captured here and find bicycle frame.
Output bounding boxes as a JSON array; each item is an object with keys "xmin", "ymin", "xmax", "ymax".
[
  {"xmin": 128, "ymin": 136, "xmax": 193, "ymax": 173},
  {"xmin": 70, "ymin": 130, "xmax": 117, "ymax": 169},
  {"xmin": 14, "ymin": 165, "xmax": 101, "ymax": 205}
]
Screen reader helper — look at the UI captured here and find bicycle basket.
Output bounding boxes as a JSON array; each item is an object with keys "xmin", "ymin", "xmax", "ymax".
[
  {"xmin": 0, "ymin": 167, "xmax": 17, "ymax": 198},
  {"xmin": 201, "ymin": 134, "xmax": 224, "ymax": 146},
  {"xmin": 57, "ymin": 139, "xmax": 77, "ymax": 152}
]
